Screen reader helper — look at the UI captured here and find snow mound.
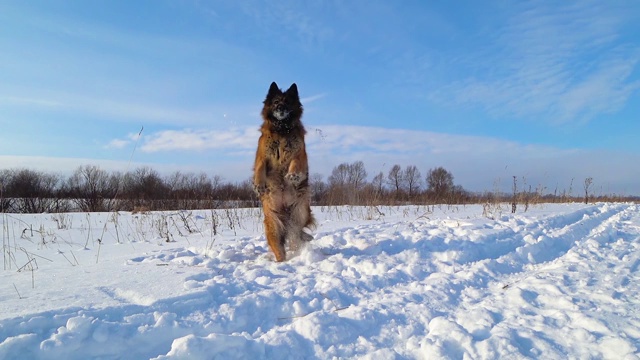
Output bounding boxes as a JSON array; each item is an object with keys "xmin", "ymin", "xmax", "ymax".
[{"xmin": 1, "ymin": 204, "xmax": 639, "ymax": 358}]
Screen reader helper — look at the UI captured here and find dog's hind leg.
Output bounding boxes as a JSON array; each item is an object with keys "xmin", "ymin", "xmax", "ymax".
[
  {"xmin": 264, "ymin": 217, "xmax": 286, "ymax": 262},
  {"xmin": 262, "ymin": 203, "xmax": 287, "ymax": 262},
  {"xmin": 286, "ymin": 200, "xmax": 315, "ymax": 251}
]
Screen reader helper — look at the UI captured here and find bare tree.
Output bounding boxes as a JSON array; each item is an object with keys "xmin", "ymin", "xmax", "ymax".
[
  {"xmin": 510, "ymin": 176, "xmax": 516, "ymax": 213},
  {"xmin": 403, "ymin": 165, "xmax": 422, "ymax": 199},
  {"xmin": 310, "ymin": 173, "xmax": 327, "ymax": 204},
  {"xmin": 372, "ymin": 171, "xmax": 384, "ymax": 196},
  {"xmin": 347, "ymin": 161, "xmax": 367, "ymax": 192},
  {"xmin": 165, "ymin": 171, "xmax": 188, "ymax": 194},
  {"xmin": 208, "ymin": 174, "xmax": 225, "ymax": 207},
  {"xmin": 451, "ymin": 185, "xmax": 470, "ymax": 204},
  {"xmin": 0, "ymin": 169, "xmax": 13, "ymax": 212},
  {"xmin": 386, "ymin": 164, "xmax": 404, "ymax": 200},
  {"xmin": 328, "ymin": 163, "xmax": 349, "ymax": 188},
  {"xmin": 165, "ymin": 171, "xmax": 217, "ymax": 209},
  {"xmin": 584, "ymin": 177, "xmax": 593, "ymax": 204},
  {"xmin": 327, "ymin": 162, "xmax": 368, "ymax": 204},
  {"xmin": 210, "ymin": 174, "xmax": 223, "ymax": 194},
  {"xmin": 328, "ymin": 163, "xmax": 350, "ymax": 204},
  {"xmin": 426, "ymin": 167, "xmax": 454, "ymax": 202},
  {"xmin": 5, "ymin": 169, "xmax": 62, "ymax": 213},
  {"xmin": 188, "ymin": 173, "xmax": 214, "ymax": 201},
  {"xmin": 122, "ymin": 166, "xmax": 169, "ymax": 209},
  {"xmin": 68, "ymin": 165, "xmax": 118, "ymax": 212}
]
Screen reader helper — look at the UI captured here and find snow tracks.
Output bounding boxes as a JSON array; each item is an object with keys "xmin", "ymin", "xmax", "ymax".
[{"xmin": 1, "ymin": 203, "xmax": 638, "ymax": 359}]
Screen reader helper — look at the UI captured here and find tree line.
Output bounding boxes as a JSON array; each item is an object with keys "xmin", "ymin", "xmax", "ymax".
[
  {"xmin": 315, "ymin": 161, "xmax": 468, "ymax": 205},
  {"xmin": 0, "ymin": 165, "xmax": 251, "ymax": 213},
  {"xmin": 0, "ymin": 163, "xmax": 634, "ymax": 213}
]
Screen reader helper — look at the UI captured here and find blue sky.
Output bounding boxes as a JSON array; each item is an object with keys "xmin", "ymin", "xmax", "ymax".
[{"xmin": 1, "ymin": 1, "xmax": 639, "ymax": 195}]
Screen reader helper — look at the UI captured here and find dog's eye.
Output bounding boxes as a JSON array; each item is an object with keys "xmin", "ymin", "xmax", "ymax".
[{"xmin": 273, "ymin": 100, "xmax": 280, "ymax": 105}]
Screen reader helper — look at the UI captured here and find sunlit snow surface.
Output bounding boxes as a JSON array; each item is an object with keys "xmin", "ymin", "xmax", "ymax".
[{"xmin": 1, "ymin": 203, "xmax": 639, "ymax": 359}]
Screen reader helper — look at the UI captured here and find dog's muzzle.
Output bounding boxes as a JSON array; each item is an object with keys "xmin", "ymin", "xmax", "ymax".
[{"xmin": 273, "ymin": 106, "xmax": 290, "ymax": 121}]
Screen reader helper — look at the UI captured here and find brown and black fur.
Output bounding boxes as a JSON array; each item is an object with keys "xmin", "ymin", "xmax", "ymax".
[{"xmin": 253, "ymin": 82, "xmax": 315, "ymax": 262}]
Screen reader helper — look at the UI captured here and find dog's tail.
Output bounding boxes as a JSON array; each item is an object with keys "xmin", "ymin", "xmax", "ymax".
[
  {"xmin": 299, "ymin": 211, "xmax": 315, "ymax": 242},
  {"xmin": 305, "ymin": 211, "xmax": 316, "ymax": 231}
]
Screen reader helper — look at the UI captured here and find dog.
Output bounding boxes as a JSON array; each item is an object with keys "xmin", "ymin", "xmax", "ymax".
[{"xmin": 253, "ymin": 82, "xmax": 315, "ymax": 262}]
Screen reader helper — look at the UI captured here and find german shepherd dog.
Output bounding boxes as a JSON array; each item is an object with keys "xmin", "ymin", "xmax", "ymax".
[{"xmin": 253, "ymin": 82, "xmax": 315, "ymax": 262}]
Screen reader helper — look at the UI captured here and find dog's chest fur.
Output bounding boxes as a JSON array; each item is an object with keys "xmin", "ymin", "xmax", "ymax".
[{"xmin": 265, "ymin": 134, "xmax": 302, "ymax": 169}]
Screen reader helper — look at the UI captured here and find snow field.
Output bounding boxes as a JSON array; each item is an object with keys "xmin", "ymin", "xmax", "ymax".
[{"xmin": 1, "ymin": 203, "xmax": 639, "ymax": 359}]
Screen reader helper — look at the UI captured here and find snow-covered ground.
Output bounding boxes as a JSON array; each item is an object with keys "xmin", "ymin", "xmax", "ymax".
[{"xmin": 1, "ymin": 203, "xmax": 639, "ymax": 359}]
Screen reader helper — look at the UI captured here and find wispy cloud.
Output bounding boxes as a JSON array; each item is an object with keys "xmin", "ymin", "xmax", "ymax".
[
  {"xmin": 8, "ymin": 124, "xmax": 640, "ymax": 194},
  {"xmin": 105, "ymin": 132, "xmax": 143, "ymax": 149},
  {"xmin": 139, "ymin": 127, "xmax": 258, "ymax": 153},
  {"xmin": 431, "ymin": 1, "xmax": 640, "ymax": 123},
  {"xmin": 129, "ymin": 124, "xmax": 632, "ymax": 188},
  {"xmin": 305, "ymin": 125, "xmax": 578, "ymax": 161},
  {"xmin": 0, "ymin": 91, "xmax": 246, "ymax": 126},
  {"xmin": 0, "ymin": 96, "xmax": 63, "ymax": 107},
  {"xmin": 234, "ymin": 1, "xmax": 336, "ymax": 51},
  {"xmin": 1, "ymin": 7, "xmax": 261, "ymax": 126},
  {"xmin": 558, "ymin": 54, "xmax": 640, "ymax": 122},
  {"xmin": 0, "ymin": 155, "xmax": 235, "ymax": 178},
  {"xmin": 133, "ymin": 124, "xmax": 581, "ymax": 160},
  {"xmin": 105, "ymin": 139, "xmax": 130, "ymax": 150},
  {"xmin": 301, "ymin": 93, "xmax": 327, "ymax": 104},
  {"xmin": 305, "ymin": 125, "xmax": 640, "ymax": 194},
  {"xmin": 0, "ymin": 155, "xmax": 141, "ymax": 174}
]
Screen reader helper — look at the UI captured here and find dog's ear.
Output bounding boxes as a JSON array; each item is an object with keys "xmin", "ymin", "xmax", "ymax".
[
  {"xmin": 285, "ymin": 83, "xmax": 299, "ymax": 100},
  {"xmin": 266, "ymin": 82, "xmax": 281, "ymax": 101}
]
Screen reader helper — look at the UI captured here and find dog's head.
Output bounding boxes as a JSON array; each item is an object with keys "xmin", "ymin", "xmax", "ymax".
[{"xmin": 262, "ymin": 82, "xmax": 303, "ymax": 133}]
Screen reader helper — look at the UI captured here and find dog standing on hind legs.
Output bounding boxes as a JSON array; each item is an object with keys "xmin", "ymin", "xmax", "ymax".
[{"xmin": 253, "ymin": 82, "xmax": 315, "ymax": 262}]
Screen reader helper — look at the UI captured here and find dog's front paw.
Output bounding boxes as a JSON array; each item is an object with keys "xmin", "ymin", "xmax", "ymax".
[
  {"xmin": 285, "ymin": 172, "xmax": 305, "ymax": 186},
  {"xmin": 253, "ymin": 183, "xmax": 267, "ymax": 196}
]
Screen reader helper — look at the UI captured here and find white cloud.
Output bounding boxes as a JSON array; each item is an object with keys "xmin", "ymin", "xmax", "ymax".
[
  {"xmin": 304, "ymin": 125, "xmax": 594, "ymax": 190},
  {"xmin": 301, "ymin": 93, "xmax": 327, "ymax": 104},
  {"xmin": 104, "ymin": 130, "xmax": 146, "ymax": 150},
  {"xmin": 430, "ymin": 1, "xmax": 640, "ymax": 123},
  {"xmin": 2, "ymin": 126, "xmax": 638, "ymax": 195},
  {"xmin": 105, "ymin": 138, "xmax": 130, "ymax": 149},
  {"xmin": 558, "ymin": 56, "xmax": 640, "ymax": 122},
  {"xmin": 306, "ymin": 125, "xmax": 564, "ymax": 158},
  {"xmin": 236, "ymin": 1, "xmax": 336, "ymax": 51},
  {"xmin": 140, "ymin": 127, "xmax": 259, "ymax": 153},
  {"xmin": 0, "ymin": 96, "xmax": 63, "ymax": 107},
  {"xmin": 117, "ymin": 124, "xmax": 640, "ymax": 194},
  {"xmin": 0, "ymin": 90, "xmax": 242, "ymax": 125},
  {"xmin": 0, "ymin": 156, "xmax": 137, "ymax": 174}
]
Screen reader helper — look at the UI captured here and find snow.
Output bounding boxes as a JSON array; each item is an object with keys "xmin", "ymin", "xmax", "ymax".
[{"xmin": 1, "ymin": 203, "xmax": 639, "ymax": 359}]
